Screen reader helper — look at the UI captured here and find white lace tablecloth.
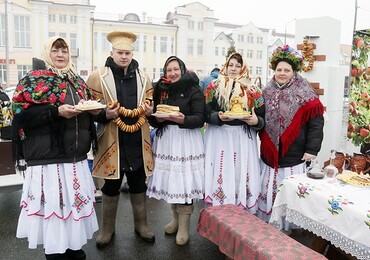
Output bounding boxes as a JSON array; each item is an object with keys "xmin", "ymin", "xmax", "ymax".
[{"xmin": 270, "ymin": 174, "xmax": 370, "ymax": 259}]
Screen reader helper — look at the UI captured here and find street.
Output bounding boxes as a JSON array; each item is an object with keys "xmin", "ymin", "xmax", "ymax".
[{"xmin": 0, "ymin": 190, "xmax": 224, "ymax": 260}]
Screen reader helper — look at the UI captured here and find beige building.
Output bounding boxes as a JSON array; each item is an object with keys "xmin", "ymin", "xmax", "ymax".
[{"xmin": 1, "ymin": 0, "xmax": 346, "ymax": 91}]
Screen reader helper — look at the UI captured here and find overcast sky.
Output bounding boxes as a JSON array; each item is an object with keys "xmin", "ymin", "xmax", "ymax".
[{"xmin": 90, "ymin": 0, "xmax": 370, "ymax": 44}]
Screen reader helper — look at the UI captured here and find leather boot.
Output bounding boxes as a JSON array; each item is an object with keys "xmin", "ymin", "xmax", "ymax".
[
  {"xmin": 96, "ymin": 194, "xmax": 120, "ymax": 248},
  {"xmin": 130, "ymin": 192, "xmax": 155, "ymax": 243},
  {"xmin": 165, "ymin": 204, "xmax": 178, "ymax": 234},
  {"xmin": 176, "ymin": 204, "xmax": 194, "ymax": 246}
]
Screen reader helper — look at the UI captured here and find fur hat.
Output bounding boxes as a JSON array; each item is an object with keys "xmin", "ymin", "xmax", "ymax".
[{"xmin": 107, "ymin": 31, "xmax": 137, "ymax": 50}]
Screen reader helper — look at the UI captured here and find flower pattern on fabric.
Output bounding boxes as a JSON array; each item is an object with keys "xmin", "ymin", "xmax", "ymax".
[
  {"xmin": 12, "ymin": 70, "xmax": 93, "ymax": 115},
  {"xmin": 296, "ymin": 183, "xmax": 310, "ymax": 198},
  {"xmin": 327, "ymin": 195, "xmax": 354, "ymax": 215}
]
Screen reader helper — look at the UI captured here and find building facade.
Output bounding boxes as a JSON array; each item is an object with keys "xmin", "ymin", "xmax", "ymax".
[{"xmin": 1, "ymin": 0, "xmax": 345, "ymax": 90}]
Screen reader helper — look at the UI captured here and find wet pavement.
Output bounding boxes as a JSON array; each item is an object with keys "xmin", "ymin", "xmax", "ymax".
[
  {"xmin": 1, "ymin": 189, "xmax": 351, "ymax": 260},
  {"xmin": 0, "ymin": 190, "xmax": 224, "ymax": 260}
]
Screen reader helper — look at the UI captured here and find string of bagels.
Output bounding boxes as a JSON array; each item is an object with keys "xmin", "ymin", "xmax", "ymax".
[
  {"xmin": 301, "ymin": 39, "xmax": 315, "ymax": 72},
  {"xmin": 108, "ymin": 100, "xmax": 151, "ymax": 133}
]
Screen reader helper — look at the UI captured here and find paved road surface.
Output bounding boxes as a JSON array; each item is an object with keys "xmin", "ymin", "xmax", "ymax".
[{"xmin": 0, "ymin": 190, "xmax": 224, "ymax": 260}]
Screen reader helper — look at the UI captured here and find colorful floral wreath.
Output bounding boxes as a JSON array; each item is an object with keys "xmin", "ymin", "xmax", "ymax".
[{"xmin": 270, "ymin": 45, "xmax": 303, "ymax": 72}]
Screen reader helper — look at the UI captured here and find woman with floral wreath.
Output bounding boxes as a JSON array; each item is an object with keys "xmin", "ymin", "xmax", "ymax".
[
  {"xmin": 12, "ymin": 36, "xmax": 100, "ymax": 259},
  {"xmin": 146, "ymin": 56, "xmax": 205, "ymax": 246},
  {"xmin": 203, "ymin": 52, "xmax": 265, "ymax": 214},
  {"xmin": 257, "ymin": 45, "xmax": 325, "ymax": 222}
]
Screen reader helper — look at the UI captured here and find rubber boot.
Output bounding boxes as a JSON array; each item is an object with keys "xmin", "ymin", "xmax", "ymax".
[
  {"xmin": 176, "ymin": 204, "xmax": 194, "ymax": 246},
  {"xmin": 165, "ymin": 204, "xmax": 178, "ymax": 234},
  {"xmin": 130, "ymin": 192, "xmax": 155, "ymax": 243},
  {"xmin": 95, "ymin": 194, "xmax": 120, "ymax": 248}
]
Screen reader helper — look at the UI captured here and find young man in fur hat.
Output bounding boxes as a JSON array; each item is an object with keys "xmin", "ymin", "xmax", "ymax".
[{"xmin": 87, "ymin": 31, "xmax": 155, "ymax": 247}]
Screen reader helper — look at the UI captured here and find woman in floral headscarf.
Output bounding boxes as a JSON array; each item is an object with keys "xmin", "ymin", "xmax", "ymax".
[
  {"xmin": 257, "ymin": 45, "xmax": 324, "ymax": 222},
  {"xmin": 204, "ymin": 53, "xmax": 265, "ymax": 214},
  {"xmin": 146, "ymin": 56, "xmax": 205, "ymax": 246},
  {"xmin": 12, "ymin": 36, "xmax": 100, "ymax": 259}
]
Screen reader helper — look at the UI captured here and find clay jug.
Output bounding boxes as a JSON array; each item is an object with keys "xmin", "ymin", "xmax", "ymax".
[{"xmin": 348, "ymin": 153, "xmax": 370, "ymax": 174}]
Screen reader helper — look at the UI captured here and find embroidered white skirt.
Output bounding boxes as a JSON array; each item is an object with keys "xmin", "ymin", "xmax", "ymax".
[
  {"xmin": 204, "ymin": 125, "xmax": 260, "ymax": 214},
  {"xmin": 147, "ymin": 125, "xmax": 205, "ymax": 204},
  {"xmin": 257, "ymin": 161, "xmax": 306, "ymax": 222},
  {"xmin": 16, "ymin": 160, "xmax": 98, "ymax": 254}
]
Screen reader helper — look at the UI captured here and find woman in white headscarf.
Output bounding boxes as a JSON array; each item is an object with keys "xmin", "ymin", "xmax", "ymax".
[
  {"xmin": 12, "ymin": 36, "xmax": 100, "ymax": 259},
  {"xmin": 204, "ymin": 53, "xmax": 265, "ymax": 214}
]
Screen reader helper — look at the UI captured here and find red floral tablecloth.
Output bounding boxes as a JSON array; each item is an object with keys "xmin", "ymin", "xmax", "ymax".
[{"xmin": 197, "ymin": 204, "xmax": 326, "ymax": 260}]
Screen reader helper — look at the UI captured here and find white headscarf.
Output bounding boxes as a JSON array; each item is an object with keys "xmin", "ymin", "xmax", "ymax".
[
  {"xmin": 40, "ymin": 36, "xmax": 78, "ymax": 78},
  {"xmin": 215, "ymin": 53, "xmax": 251, "ymax": 110}
]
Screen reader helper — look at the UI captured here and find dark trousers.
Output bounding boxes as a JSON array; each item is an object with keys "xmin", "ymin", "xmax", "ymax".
[{"xmin": 101, "ymin": 166, "xmax": 147, "ymax": 196}]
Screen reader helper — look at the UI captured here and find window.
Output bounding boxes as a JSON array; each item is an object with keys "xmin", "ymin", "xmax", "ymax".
[
  {"xmin": 153, "ymin": 36, "xmax": 156, "ymax": 52},
  {"xmin": 215, "ymin": 47, "xmax": 219, "ymax": 56},
  {"xmin": 246, "ymin": 49, "xmax": 253, "ymax": 58},
  {"xmin": 0, "ymin": 64, "xmax": 6, "ymax": 83},
  {"xmin": 102, "ymin": 33, "xmax": 110, "ymax": 51},
  {"xmin": 256, "ymin": 66, "xmax": 262, "ymax": 75},
  {"xmin": 14, "ymin": 16, "xmax": 30, "ymax": 47},
  {"xmin": 238, "ymin": 34, "xmax": 244, "ymax": 42},
  {"xmin": 222, "ymin": 47, "xmax": 226, "ymax": 56},
  {"xmin": 257, "ymin": 50, "xmax": 263, "ymax": 59},
  {"xmin": 143, "ymin": 35, "xmax": 147, "ymax": 52},
  {"xmin": 160, "ymin": 36, "xmax": 167, "ymax": 53},
  {"xmin": 94, "ymin": 32, "xmax": 98, "ymax": 50},
  {"xmin": 59, "ymin": 32, "xmax": 66, "ymax": 38},
  {"xmin": 257, "ymin": 36, "xmax": 263, "ymax": 44},
  {"xmin": 152, "ymin": 68, "xmax": 156, "ymax": 80},
  {"xmin": 134, "ymin": 36, "xmax": 139, "ymax": 51},
  {"xmin": 48, "ymin": 14, "xmax": 56, "ymax": 22},
  {"xmin": 197, "ymin": 39, "xmax": 203, "ymax": 55},
  {"xmin": 248, "ymin": 66, "xmax": 253, "ymax": 75},
  {"xmin": 171, "ymin": 37, "xmax": 174, "ymax": 53},
  {"xmin": 247, "ymin": 34, "xmax": 253, "ymax": 44},
  {"xmin": 49, "ymin": 32, "xmax": 56, "ymax": 38},
  {"xmin": 198, "ymin": 22, "xmax": 204, "ymax": 30},
  {"xmin": 187, "ymin": 39, "xmax": 194, "ymax": 55},
  {"xmin": 0, "ymin": 15, "xmax": 5, "ymax": 46},
  {"xmin": 59, "ymin": 15, "xmax": 66, "ymax": 23},
  {"xmin": 17, "ymin": 65, "xmax": 31, "ymax": 80},
  {"xmin": 70, "ymin": 33, "xmax": 77, "ymax": 50},
  {"xmin": 188, "ymin": 20, "xmax": 194, "ymax": 29},
  {"xmin": 70, "ymin": 15, "xmax": 77, "ymax": 23},
  {"xmin": 238, "ymin": 49, "xmax": 244, "ymax": 56}
]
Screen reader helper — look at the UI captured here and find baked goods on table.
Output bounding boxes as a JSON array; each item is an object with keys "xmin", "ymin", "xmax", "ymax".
[
  {"xmin": 337, "ymin": 171, "xmax": 370, "ymax": 186},
  {"xmin": 74, "ymin": 100, "xmax": 106, "ymax": 110},
  {"xmin": 155, "ymin": 104, "xmax": 180, "ymax": 115},
  {"xmin": 223, "ymin": 96, "xmax": 250, "ymax": 116}
]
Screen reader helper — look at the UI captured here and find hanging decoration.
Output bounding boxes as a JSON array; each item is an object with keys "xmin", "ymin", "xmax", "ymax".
[{"xmin": 301, "ymin": 39, "xmax": 315, "ymax": 72}]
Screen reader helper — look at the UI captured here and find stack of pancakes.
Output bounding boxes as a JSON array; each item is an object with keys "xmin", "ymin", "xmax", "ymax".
[{"xmin": 156, "ymin": 104, "xmax": 180, "ymax": 114}]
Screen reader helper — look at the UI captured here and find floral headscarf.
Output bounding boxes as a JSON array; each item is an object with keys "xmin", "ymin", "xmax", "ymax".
[
  {"xmin": 12, "ymin": 37, "xmax": 93, "ymax": 115},
  {"xmin": 205, "ymin": 53, "xmax": 264, "ymax": 111}
]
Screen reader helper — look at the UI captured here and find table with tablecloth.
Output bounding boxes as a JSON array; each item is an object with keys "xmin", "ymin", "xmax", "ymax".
[
  {"xmin": 197, "ymin": 204, "xmax": 326, "ymax": 260},
  {"xmin": 269, "ymin": 173, "xmax": 370, "ymax": 259}
]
